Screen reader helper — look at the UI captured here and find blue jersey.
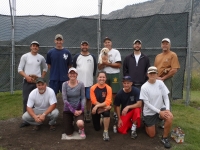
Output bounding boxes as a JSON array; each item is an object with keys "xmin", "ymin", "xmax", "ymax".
[{"xmin": 46, "ymin": 48, "xmax": 72, "ymax": 81}]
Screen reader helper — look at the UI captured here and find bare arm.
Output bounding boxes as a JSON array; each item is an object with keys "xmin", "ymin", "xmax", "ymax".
[
  {"xmin": 19, "ymin": 71, "xmax": 32, "ymax": 83},
  {"xmin": 158, "ymin": 68, "xmax": 178, "ymax": 81},
  {"xmin": 122, "ymin": 101, "xmax": 142, "ymax": 116},
  {"xmin": 98, "ymin": 62, "xmax": 121, "ymax": 70}
]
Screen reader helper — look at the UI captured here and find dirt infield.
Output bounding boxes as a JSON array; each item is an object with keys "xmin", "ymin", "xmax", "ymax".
[{"xmin": 0, "ymin": 97, "xmax": 173, "ymax": 150}]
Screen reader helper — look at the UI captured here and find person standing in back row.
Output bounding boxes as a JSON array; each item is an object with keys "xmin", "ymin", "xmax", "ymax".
[
  {"xmin": 18, "ymin": 41, "xmax": 48, "ymax": 128},
  {"xmin": 154, "ymin": 38, "xmax": 180, "ymax": 102},
  {"xmin": 98, "ymin": 37, "xmax": 122, "ymax": 120},
  {"xmin": 46, "ymin": 34, "xmax": 72, "ymax": 95},
  {"xmin": 123, "ymin": 39, "xmax": 150, "ymax": 89},
  {"xmin": 73, "ymin": 41, "xmax": 97, "ymax": 123}
]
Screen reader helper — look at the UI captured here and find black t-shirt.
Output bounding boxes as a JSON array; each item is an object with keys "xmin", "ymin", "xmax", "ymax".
[{"xmin": 114, "ymin": 86, "xmax": 140, "ymax": 112}]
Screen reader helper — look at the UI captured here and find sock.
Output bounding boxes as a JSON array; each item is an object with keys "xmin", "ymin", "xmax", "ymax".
[
  {"xmin": 131, "ymin": 124, "xmax": 136, "ymax": 131},
  {"xmin": 104, "ymin": 130, "xmax": 108, "ymax": 132}
]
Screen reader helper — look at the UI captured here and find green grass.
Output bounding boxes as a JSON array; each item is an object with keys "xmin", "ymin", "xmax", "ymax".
[
  {"xmin": 0, "ymin": 91, "xmax": 200, "ymax": 149},
  {"xmin": 0, "ymin": 91, "xmax": 22, "ymax": 120}
]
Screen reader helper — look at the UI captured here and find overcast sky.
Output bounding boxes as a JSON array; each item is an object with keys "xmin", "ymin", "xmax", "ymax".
[{"xmin": 0, "ymin": 0, "xmax": 149, "ymax": 18}]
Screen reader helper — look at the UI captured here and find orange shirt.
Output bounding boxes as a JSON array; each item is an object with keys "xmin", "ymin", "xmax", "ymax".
[
  {"xmin": 154, "ymin": 51, "xmax": 180, "ymax": 77},
  {"xmin": 90, "ymin": 83, "xmax": 112, "ymax": 106}
]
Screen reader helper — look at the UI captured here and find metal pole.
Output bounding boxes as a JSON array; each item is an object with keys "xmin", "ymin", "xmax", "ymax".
[
  {"xmin": 97, "ymin": 0, "xmax": 103, "ymax": 56},
  {"xmin": 9, "ymin": 0, "xmax": 16, "ymax": 94},
  {"xmin": 185, "ymin": 0, "xmax": 194, "ymax": 105}
]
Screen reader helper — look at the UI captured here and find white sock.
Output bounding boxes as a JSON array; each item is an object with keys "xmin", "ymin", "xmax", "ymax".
[{"xmin": 131, "ymin": 124, "xmax": 136, "ymax": 131}]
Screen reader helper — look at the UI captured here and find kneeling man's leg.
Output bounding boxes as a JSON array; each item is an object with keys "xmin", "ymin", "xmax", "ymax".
[{"xmin": 48, "ymin": 108, "xmax": 59, "ymax": 125}]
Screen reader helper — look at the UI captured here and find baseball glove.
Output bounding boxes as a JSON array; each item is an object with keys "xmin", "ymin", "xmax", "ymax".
[{"xmin": 29, "ymin": 74, "xmax": 38, "ymax": 83}]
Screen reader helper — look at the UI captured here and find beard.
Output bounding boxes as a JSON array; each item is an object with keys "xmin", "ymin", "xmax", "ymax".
[
  {"xmin": 39, "ymin": 89, "xmax": 45, "ymax": 94},
  {"xmin": 134, "ymin": 48, "xmax": 141, "ymax": 51}
]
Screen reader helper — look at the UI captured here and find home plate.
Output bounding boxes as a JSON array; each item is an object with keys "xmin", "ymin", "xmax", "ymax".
[{"xmin": 61, "ymin": 131, "xmax": 86, "ymax": 140}]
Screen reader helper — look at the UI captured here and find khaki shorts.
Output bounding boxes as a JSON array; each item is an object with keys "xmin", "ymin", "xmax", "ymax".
[{"xmin": 106, "ymin": 73, "xmax": 121, "ymax": 94}]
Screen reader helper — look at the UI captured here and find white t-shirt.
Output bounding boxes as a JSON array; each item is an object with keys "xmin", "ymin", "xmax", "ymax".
[
  {"xmin": 27, "ymin": 87, "xmax": 57, "ymax": 111},
  {"xmin": 134, "ymin": 53, "xmax": 141, "ymax": 66},
  {"xmin": 99, "ymin": 48, "xmax": 121, "ymax": 74},
  {"xmin": 18, "ymin": 52, "xmax": 48, "ymax": 77},
  {"xmin": 76, "ymin": 54, "xmax": 95, "ymax": 87},
  {"xmin": 140, "ymin": 80, "xmax": 170, "ymax": 116}
]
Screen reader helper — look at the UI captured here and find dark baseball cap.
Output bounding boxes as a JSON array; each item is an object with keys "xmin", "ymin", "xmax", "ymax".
[
  {"xmin": 122, "ymin": 76, "xmax": 132, "ymax": 82},
  {"xmin": 36, "ymin": 77, "xmax": 46, "ymax": 83},
  {"xmin": 30, "ymin": 41, "xmax": 39, "ymax": 46},
  {"xmin": 81, "ymin": 41, "xmax": 89, "ymax": 45},
  {"xmin": 103, "ymin": 37, "xmax": 112, "ymax": 42}
]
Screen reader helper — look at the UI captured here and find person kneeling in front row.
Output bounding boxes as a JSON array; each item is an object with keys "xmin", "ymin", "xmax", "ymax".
[
  {"xmin": 140, "ymin": 66, "xmax": 173, "ymax": 149},
  {"xmin": 22, "ymin": 77, "xmax": 59, "ymax": 131}
]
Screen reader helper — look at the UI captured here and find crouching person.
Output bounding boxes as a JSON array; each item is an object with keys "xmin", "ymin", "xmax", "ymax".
[
  {"xmin": 140, "ymin": 66, "xmax": 173, "ymax": 149},
  {"xmin": 22, "ymin": 77, "xmax": 59, "ymax": 131},
  {"xmin": 90, "ymin": 71, "xmax": 112, "ymax": 141},
  {"xmin": 114, "ymin": 76, "xmax": 142, "ymax": 139}
]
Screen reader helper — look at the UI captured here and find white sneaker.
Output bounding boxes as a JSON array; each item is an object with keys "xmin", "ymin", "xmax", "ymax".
[
  {"xmin": 79, "ymin": 129, "xmax": 86, "ymax": 139},
  {"xmin": 103, "ymin": 131, "xmax": 110, "ymax": 141}
]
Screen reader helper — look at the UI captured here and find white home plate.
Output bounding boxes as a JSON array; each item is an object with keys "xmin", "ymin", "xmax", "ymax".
[{"xmin": 61, "ymin": 131, "xmax": 86, "ymax": 140}]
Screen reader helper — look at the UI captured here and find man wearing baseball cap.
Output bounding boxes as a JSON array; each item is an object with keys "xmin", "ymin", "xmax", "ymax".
[
  {"xmin": 22, "ymin": 77, "xmax": 59, "ymax": 131},
  {"xmin": 46, "ymin": 34, "xmax": 72, "ymax": 95},
  {"xmin": 98, "ymin": 37, "xmax": 122, "ymax": 121},
  {"xmin": 123, "ymin": 39, "xmax": 150, "ymax": 89},
  {"xmin": 73, "ymin": 41, "xmax": 97, "ymax": 123},
  {"xmin": 114, "ymin": 76, "xmax": 142, "ymax": 139},
  {"xmin": 154, "ymin": 38, "xmax": 180, "ymax": 102},
  {"xmin": 140, "ymin": 66, "xmax": 173, "ymax": 149},
  {"xmin": 18, "ymin": 41, "xmax": 48, "ymax": 128}
]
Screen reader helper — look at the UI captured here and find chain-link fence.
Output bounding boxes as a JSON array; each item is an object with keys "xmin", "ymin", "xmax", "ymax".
[{"xmin": 0, "ymin": 0, "xmax": 196, "ymax": 103}]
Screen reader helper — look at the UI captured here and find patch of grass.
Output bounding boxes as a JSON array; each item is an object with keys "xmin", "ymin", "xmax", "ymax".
[
  {"xmin": 171, "ymin": 99, "xmax": 200, "ymax": 150},
  {"xmin": 0, "ymin": 91, "xmax": 22, "ymax": 120}
]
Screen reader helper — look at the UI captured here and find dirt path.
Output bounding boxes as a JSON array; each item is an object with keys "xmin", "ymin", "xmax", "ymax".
[{"xmin": 0, "ymin": 98, "xmax": 171, "ymax": 150}]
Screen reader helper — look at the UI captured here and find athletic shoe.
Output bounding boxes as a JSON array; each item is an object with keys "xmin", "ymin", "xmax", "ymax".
[
  {"xmin": 103, "ymin": 131, "xmax": 110, "ymax": 141},
  {"xmin": 131, "ymin": 130, "xmax": 137, "ymax": 139},
  {"xmin": 79, "ymin": 129, "xmax": 86, "ymax": 139},
  {"xmin": 85, "ymin": 114, "xmax": 91, "ymax": 123},
  {"xmin": 19, "ymin": 122, "xmax": 30, "ymax": 128},
  {"xmin": 161, "ymin": 137, "xmax": 171, "ymax": 149},
  {"xmin": 159, "ymin": 120, "xmax": 164, "ymax": 129}
]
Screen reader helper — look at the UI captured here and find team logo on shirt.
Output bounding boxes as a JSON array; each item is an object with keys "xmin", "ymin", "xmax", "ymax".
[
  {"xmin": 102, "ymin": 92, "xmax": 106, "ymax": 97},
  {"xmin": 87, "ymin": 59, "xmax": 92, "ymax": 63},
  {"xmin": 37, "ymin": 59, "xmax": 39, "ymax": 62},
  {"xmin": 63, "ymin": 54, "xmax": 68, "ymax": 60},
  {"xmin": 112, "ymin": 77, "xmax": 118, "ymax": 83},
  {"xmin": 130, "ymin": 96, "xmax": 135, "ymax": 102}
]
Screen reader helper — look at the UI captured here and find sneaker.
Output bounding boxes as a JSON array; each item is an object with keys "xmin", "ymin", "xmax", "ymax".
[
  {"xmin": 103, "ymin": 131, "xmax": 110, "ymax": 141},
  {"xmin": 79, "ymin": 129, "xmax": 86, "ymax": 139},
  {"xmin": 85, "ymin": 114, "xmax": 91, "ymax": 123},
  {"xmin": 20, "ymin": 122, "xmax": 30, "ymax": 128},
  {"xmin": 161, "ymin": 137, "xmax": 171, "ymax": 149},
  {"xmin": 159, "ymin": 120, "xmax": 164, "ymax": 129},
  {"xmin": 131, "ymin": 130, "xmax": 137, "ymax": 139}
]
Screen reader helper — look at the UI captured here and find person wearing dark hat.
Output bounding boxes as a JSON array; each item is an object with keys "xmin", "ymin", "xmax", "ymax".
[
  {"xmin": 22, "ymin": 77, "xmax": 59, "ymax": 131},
  {"xmin": 154, "ymin": 38, "xmax": 180, "ymax": 102},
  {"xmin": 98, "ymin": 37, "xmax": 122, "ymax": 121},
  {"xmin": 18, "ymin": 41, "xmax": 48, "ymax": 128},
  {"xmin": 140, "ymin": 66, "xmax": 173, "ymax": 149},
  {"xmin": 72, "ymin": 41, "xmax": 97, "ymax": 123},
  {"xmin": 114, "ymin": 76, "xmax": 142, "ymax": 139},
  {"xmin": 46, "ymin": 34, "xmax": 72, "ymax": 95},
  {"xmin": 123, "ymin": 39, "xmax": 150, "ymax": 89}
]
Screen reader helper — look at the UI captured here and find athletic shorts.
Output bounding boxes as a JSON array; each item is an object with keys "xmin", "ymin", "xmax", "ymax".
[
  {"xmin": 91, "ymin": 105, "xmax": 110, "ymax": 131},
  {"xmin": 106, "ymin": 73, "xmax": 120, "ymax": 94},
  {"xmin": 49, "ymin": 80, "xmax": 64, "ymax": 95},
  {"xmin": 143, "ymin": 108, "xmax": 166, "ymax": 127},
  {"xmin": 85, "ymin": 87, "xmax": 91, "ymax": 100},
  {"xmin": 118, "ymin": 108, "xmax": 141, "ymax": 134}
]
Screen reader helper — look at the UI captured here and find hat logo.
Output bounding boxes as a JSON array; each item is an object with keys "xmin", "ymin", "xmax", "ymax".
[{"xmin": 63, "ymin": 54, "xmax": 68, "ymax": 60}]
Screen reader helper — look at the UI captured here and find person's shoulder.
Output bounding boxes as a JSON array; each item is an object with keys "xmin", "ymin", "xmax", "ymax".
[
  {"xmin": 169, "ymin": 51, "xmax": 178, "ymax": 56},
  {"xmin": 46, "ymin": 87, "xmax": 55, "ymax": 93},
  {"xmin": 91, "ymin": 83, "xmax": 98, "ymax": 90},
  {"xmin": 141, "ymin": 52, "xmax": 149, "ymax": 58},
  {"xmin": 132, "ymin": 86, "xmax": 140, "ymax": 92},
  {"xmin": 124, "ymin": 53, "xmax": 132, "ymax": 59}
]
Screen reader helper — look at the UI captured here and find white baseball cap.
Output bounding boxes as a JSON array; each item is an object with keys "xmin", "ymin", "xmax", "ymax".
[
  {"xmin": 147, "ymin": 66, "xmax": 158, "ymax": 74},
  {"xmin": 161, "ymin": 38, "xmax": 171, "ymax": 43},
  {"xmin": 68, "ymin": 67, "xmax": 77, "ymax": 74}
]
